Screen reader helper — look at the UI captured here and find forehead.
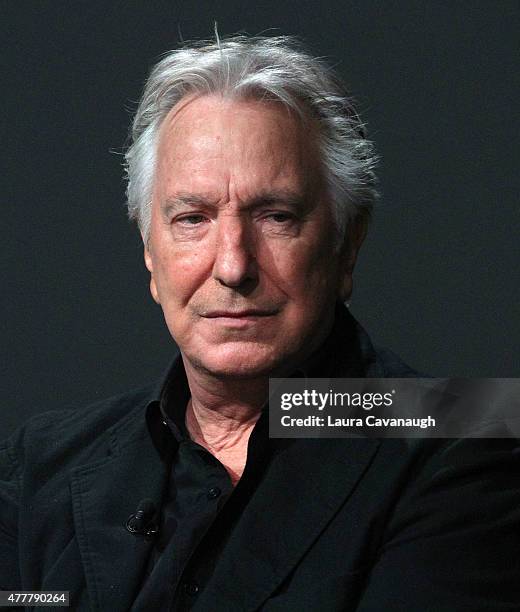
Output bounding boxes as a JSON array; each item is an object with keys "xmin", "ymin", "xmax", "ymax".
[{"xmin": 154, "ymin": 94, "xmax": 322, "ymax": 200}]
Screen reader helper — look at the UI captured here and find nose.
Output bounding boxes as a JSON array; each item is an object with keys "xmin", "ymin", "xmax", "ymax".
[{"xmin": 212, "ymin": 214, "xmax": 258, "ymax": 288}]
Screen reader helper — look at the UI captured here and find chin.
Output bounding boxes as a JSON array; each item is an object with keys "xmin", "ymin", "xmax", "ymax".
[{"xmin": 186, "ymin": 341, "xmax": 288, "ymax": 379}]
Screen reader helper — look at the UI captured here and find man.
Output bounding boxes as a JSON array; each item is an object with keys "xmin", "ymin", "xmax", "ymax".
[{"xmin": 1, "ymin": 34, "xmax": 519, "ymax": 611}]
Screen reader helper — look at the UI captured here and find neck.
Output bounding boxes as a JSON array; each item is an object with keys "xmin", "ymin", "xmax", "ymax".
[
  {"xmin": 182, "ymin": 360, "xmax": 268, "ymax": 485},
  {"xmin": 183, "ymin": 359, "xmax": 268, "ymax": 421}
]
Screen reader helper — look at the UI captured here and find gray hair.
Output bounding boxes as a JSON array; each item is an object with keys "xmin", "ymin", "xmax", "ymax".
[{"xmin": 124, "ymin": 34, "xmax": 378, "ymax": 244}]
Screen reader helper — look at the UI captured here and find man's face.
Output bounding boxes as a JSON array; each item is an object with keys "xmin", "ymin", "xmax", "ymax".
[{"xmin": 145, "ymin": 95, "xmax": 354, "ymax": 378}]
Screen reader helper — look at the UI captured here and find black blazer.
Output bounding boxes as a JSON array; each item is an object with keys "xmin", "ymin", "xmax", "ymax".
[{"xmin": 1, "ymin": 322, "xmax": 519, "ymax": 611}]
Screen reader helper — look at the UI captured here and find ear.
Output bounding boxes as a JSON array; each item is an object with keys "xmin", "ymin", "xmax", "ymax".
[
  {"xmin": 337, "ymin": 215, "xmax": 368, "ymax": 302},
  {"xmin": 143, "ymin": 237, "xmax": 161, "ymax": 305}
]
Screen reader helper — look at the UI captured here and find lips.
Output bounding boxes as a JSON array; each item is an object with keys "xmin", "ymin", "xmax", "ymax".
[{"xmin": 201, "ymin": 309, "xmax": 277, "ymax": 318}]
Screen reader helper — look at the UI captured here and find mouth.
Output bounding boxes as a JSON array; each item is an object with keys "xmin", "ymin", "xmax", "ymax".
[
  {"xmin": 198, "ymin": 309, "xmax": 279, "ymax": 329},
  {"xmin": 201, "ymin": 309, "xmax": 278, "ymax": 319}
]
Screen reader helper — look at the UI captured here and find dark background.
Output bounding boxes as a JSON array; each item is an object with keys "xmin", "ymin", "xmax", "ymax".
[{"xmin": 2, "ymin": 1, "xmax": 519, "ymax": 436}]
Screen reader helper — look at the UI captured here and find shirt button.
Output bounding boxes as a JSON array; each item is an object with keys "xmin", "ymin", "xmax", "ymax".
[
  {"xmin": 183, "ymin": 581, "xmax": 200, "ymax": 596},
  {"xmin": 207, "ymin": 486, "xmax": 221, "ymax": 500}
]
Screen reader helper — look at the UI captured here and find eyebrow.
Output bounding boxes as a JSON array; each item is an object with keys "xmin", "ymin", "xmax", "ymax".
[
  {"xmin": 161, "ymin": 189, "xmax": 307, "ymax": 213},
  {"xmin": 161, "ymin": 194, "xmax": 215, "ymax": 214}
]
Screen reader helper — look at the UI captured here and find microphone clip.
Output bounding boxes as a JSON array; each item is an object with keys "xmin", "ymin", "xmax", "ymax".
[{"xmin": 125, "ymin": 499, "xmax": 158, "ymax": 538}]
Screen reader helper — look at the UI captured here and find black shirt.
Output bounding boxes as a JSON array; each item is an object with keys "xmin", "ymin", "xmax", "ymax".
[
  {"xmin": 132, "ymin": 306, "xmax": 367, "ymax": 611},
  {"xmin": 132, "ymin": 367, "xmax": 281, "ymax": 611}
]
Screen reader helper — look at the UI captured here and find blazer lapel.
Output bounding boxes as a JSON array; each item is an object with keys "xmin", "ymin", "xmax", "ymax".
[
  {"xmin": 70, "ymin": 405, "xmax": 168, "ymax": 612},
  {"xmin": 195, "ymin": 436, "xmax": 380, "ymax": 611}
]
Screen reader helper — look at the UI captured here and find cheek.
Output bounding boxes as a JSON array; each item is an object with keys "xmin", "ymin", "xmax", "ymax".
[
  {"xmin": 152, "ymin": 246, "xmax": 209, "ymax": 306},
  {"xmin": 277, "ymin": 242, "xmax": 339, "ymax": 301}
]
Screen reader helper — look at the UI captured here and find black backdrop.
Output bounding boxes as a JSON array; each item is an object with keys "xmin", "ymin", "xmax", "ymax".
[{"xmin": 2, "ymin": 1, "xmax": 519, "ymax": 436}]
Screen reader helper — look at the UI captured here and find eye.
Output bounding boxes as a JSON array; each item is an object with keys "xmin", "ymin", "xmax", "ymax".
[
  {"xmin": 176, "ymin": 214, "xmax": 207, "ymax": 225},
  {"xmin": 259, "ymin": 210, "xmax": 300, "ymax": 236},
  {"xmin": 264, "ymin": 212, "xmax": 295, "ymax": 223}
]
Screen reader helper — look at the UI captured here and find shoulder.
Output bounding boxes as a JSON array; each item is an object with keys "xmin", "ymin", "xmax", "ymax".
[
  {"xmin": 351, "ymin": 313, "xmax": 423, "ymax": 377},
  {"xmin": 1, "ymin": 383, "xmax": 156, "ymax": 474},
  {"xmin": 371, "ymin": 345, "xmax": 423, "ymax": 377},
  {"xmin": 331, "ymin": 304, "xmax": 423, "ymax": 378}
]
